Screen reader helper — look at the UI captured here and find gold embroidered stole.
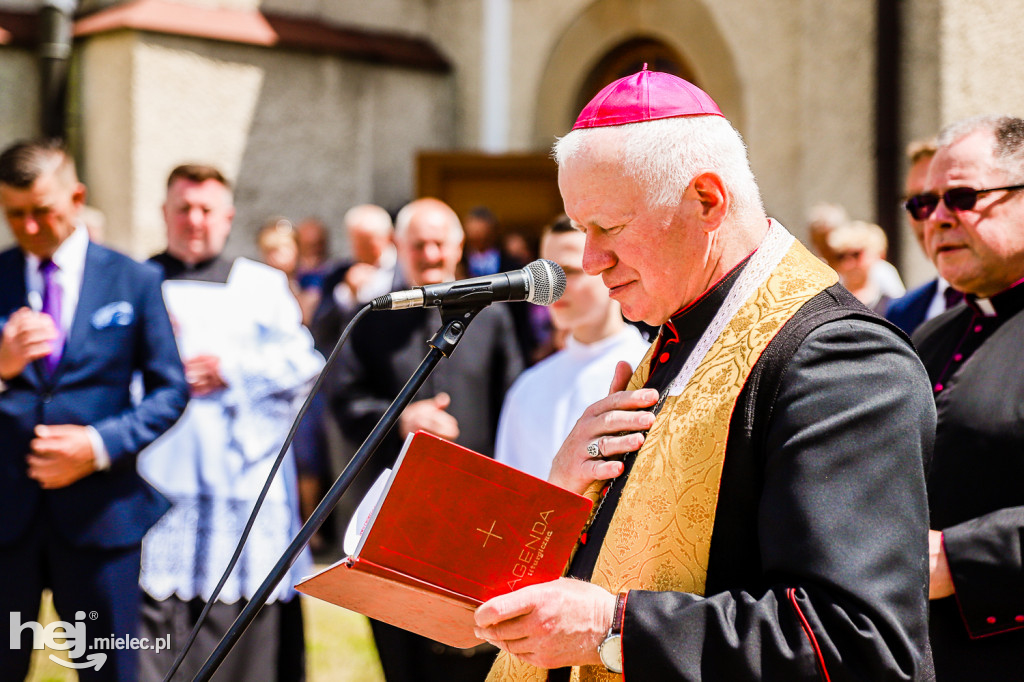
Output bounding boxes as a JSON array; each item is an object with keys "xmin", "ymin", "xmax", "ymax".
[{"xmin": 487, "ymin": 238, "xmax": 837, "ymax": 682}]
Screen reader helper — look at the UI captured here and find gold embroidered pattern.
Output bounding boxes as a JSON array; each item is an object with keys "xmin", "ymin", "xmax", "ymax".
[{"xmin": 488, "ymin": 240, "xmax": 836, "ymax": 682}]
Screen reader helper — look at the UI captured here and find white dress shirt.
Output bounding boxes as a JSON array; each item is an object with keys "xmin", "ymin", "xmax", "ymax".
[
  {"xmin": 332, "ymin": 245, "xmax": 398, "ymax": 310},
  {"xmin": 925, "ymin": 277, "xmax": 956, "ymax": 321},
  {"xmin": 24, "ymin": 224, "xmax": 88, "ymax": 335},
  {"xmin": 869, "ymin": 259, "xmax": 906, "ymax": 298},
  {"xmin": 22, "ymin": 225, "xmax": 110, "ymax": 469},
  {"xmin": 495, "ymin": 325, "xmax": 650, "ymax": 480}
]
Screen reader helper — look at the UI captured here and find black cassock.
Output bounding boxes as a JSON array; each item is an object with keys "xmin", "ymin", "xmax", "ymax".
[
  {"xmin": 553, "ymin": 274, "xmax": 935, "ymax": 682},
  {"xmin": 326, "ymin": 301, "xmax": 524, "ymax": 682},
  {"xmin": 914, "ymin": 282, "xmax": 1024, "ymax": 681}
]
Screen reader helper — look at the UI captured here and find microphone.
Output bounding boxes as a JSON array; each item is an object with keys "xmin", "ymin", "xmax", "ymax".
[{"xmin": 371, "ymin": 259, "xmax": 566, "ymax": 311}]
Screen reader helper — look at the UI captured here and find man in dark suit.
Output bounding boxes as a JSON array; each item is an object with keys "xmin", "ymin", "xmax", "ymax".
[
  {"xmin": 311, "ymin": 203, "xmax": 397, "ymax": 353},
  {"xmin": 308, "ymin": 204, "xmax": 398, "ymax": 552},
  {"xmin": 327, "ymin": 197, "xmax": 523, "ymax": 681},
  {"xmin": 910, "ymin": 115, "xmax": 1024, "ymax": 679},
  {"xmin": 463, "ymin": 206, "xmax": 539, "ymax": 363},
  {"xmin": 0, "ymin": 139, "xmax": 188, "ymax": 681}
]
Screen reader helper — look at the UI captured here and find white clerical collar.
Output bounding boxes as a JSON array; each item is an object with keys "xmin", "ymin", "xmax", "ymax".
[{"xmin": 973, "ymin": 297, "xmax": 997, "ymax": 317}]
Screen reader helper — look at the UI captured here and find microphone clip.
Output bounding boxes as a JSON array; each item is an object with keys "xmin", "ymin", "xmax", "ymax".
[{"xmin": 429, "ymin": 304, "xmax": 486, "ymax": 357}]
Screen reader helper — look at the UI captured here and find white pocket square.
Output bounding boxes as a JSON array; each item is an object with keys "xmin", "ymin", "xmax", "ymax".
[{"xmin": 91, "ymin": 301, "xmax": 134, "ymax": 329}]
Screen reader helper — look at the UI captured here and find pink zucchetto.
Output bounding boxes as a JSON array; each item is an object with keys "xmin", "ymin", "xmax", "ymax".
[{"xmin": 572, "ymin": 65, "xmax": 723, "ymax": 130}]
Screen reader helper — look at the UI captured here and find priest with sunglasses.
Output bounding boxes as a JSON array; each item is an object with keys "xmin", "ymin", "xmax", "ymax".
[
  {"xmin": 908, "ymin": 115, "xmax": 1024, "ymax": 680},
  {"xmin": 474, "ymin": 69, "xmax": 935, "ymax": 681}
]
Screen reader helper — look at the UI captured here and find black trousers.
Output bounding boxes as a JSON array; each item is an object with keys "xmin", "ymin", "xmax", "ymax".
[
  {"xmin": 137, "ymin": 593, "xmax": 305, "ymax": 682},
  {"xmin": 370, "ymin": 619, "xmax": 497, "ymax": 682},
  {"xmin": 0, "ymin": 518, "xmax": 142, "ymax": 682}
]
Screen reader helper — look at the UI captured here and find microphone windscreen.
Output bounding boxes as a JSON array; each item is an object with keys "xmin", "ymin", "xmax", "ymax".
[{"xmin": 526, "ymin": 259, "xmax": 566, "ymax": 306}]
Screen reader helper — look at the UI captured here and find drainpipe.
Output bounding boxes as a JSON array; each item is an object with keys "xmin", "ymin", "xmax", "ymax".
[
  {"xmin": 38, "ymin": 0, "xmax": 77, "ymax": 138},
  {"xmin": 875, "ymin": 0, "xmax": 902, "ymax": 265}
]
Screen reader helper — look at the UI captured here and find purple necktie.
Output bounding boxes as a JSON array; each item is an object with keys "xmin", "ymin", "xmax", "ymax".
[
  {"xmin": 40, "ymin": 259, "xmax": 64, "ymax": 374},
  {"xmin": 943, "ymin": 286, "xmax": 964, "ymax": 310}
]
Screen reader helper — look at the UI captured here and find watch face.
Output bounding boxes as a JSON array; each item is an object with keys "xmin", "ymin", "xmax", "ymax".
[{"xmin": 599, "ymin": 633, "xmax": 623, "ymax": 673}]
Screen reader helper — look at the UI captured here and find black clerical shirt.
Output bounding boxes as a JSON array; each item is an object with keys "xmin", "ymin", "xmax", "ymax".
[
  {"xmin": 916, "ymin": 278, "xmax": 1024, "ymax": 395},
  {"xmin": 912, "ymin": 278, "xmax": 1024, "ymax": 677},
  {"xmin": 149, "ymin": 252, "xmax": 234, "ymax": 283}
]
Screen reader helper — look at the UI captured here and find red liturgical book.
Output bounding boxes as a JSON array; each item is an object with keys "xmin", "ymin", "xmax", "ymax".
[{"xmin": 295, "ymin": 431, "xmax": 593, "ymax": 648}]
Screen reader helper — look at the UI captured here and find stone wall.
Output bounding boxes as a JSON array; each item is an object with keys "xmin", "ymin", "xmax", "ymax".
[
  {"xmin": 5, "ymin": 0, "xmax": 1024, "ymax": 275},
  {"xmin": 73, "ymin": 20, "xmax": 455, "ymax": 260},
  {"xmin": 0, "ymin": 45, "xmax": 39, "ymax": 250},
  {"xmin": 501, "ymin": 0, "xmax": 876, "ymax": 251}
]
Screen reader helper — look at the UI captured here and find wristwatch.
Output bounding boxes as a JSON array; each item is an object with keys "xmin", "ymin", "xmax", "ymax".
[{"xmin": 598, "ymin": 591, "xmax": 627, "ymax": 674}]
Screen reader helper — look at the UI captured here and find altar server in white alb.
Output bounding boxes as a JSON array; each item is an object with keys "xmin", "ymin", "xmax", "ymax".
[
  {"xmin": 495, "ymin": 215, "xmax": 649, "ymax": 480},
  {"xmin": 138, "ymin": 164, "xmax": 323, "ymax": 681}
]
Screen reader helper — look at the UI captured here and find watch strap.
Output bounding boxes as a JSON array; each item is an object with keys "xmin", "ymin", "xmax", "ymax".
[
  {"xmin": 598, "ymin": 590, "xmax": 628, "ymax": 674},
  {"xmin": 610, "ymin": 590, "xmax": 627, "ymax": 636}
]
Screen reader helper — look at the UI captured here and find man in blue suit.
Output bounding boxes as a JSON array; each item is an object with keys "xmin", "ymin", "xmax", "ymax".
[
  {"xmin": 887, "ymin": 138, "xmax": 963, "ymax": 334},
  {"xmin": 0, "ymin": 139, "xmax": 188, "ymax": 681},
  {"xmin": 886, "ymin": 278, "xmax": 942, "ymax": 335}
]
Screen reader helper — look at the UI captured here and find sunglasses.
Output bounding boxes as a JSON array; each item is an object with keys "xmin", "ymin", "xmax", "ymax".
[{"xmin": 903, "ymin": 184, "xmax": 1024, "ymax": 220}]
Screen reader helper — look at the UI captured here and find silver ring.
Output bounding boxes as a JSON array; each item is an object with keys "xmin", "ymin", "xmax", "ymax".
[{"xmin": 586, "ymin": 440, "xmax": 602, "ymax": 458}]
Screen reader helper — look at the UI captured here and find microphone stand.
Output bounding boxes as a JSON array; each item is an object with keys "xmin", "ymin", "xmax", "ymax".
[{"xmin": 192, "ymin": 304, "xmax": 485, "ymax": 681}]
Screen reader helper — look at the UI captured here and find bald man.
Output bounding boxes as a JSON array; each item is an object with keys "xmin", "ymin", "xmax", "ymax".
[
  {"xmin": 326, "ymin": 198, "xmax": 524, "ymax": 681},
  {"xmin": 312, "ymin": 204, "xmax": 398, "ymax": 351}
]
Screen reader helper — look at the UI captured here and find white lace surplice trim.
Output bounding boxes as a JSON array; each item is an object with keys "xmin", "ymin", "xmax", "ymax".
[
  {"xmin": 140, "ymin": 494, "xmax": 310, "ymax": 604},
  {"xmin": 667, "ymin": 220, "xmax": 794, "ymax": 397}
]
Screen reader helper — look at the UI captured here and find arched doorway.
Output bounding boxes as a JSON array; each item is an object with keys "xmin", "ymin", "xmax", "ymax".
[
  {"xmin": 575, "ymin": 37, "xmax": 698, "ymax": 115},
  {"xmin": 532, "ymin": 0, "xmax": 743, "ymax": 146}
]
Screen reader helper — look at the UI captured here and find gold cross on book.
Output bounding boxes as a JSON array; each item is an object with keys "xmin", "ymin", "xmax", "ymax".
[{"xmin": 476, "ymin": 520, "xmax": 503, "ymax": 547}]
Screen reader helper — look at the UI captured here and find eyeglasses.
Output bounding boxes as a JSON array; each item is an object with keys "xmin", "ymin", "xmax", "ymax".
[
  {"xmin": 834, "ymin": 250, "xmax": 864, "ymax": 262},
  {"xmin": 903, "ymin": 184, "xmax": 1024, "ymax": 220}
]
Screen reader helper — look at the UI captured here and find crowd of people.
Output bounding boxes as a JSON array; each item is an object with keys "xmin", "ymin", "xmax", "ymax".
[
  {"xmin": 2, "ymin": 67, "xmax": 1024, "ymax": 682},
  {"xmin": 804, "ymin": 136, "xmax": 968, "ymax": 334}
]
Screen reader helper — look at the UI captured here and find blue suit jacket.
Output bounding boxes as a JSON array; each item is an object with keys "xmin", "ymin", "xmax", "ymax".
[
  {"xmin": 885, "ymin": 278, "xmax": 938, "ymax": 336},
  {"xmin": 0, "ymin": 243, "xmax": 188, "ymax": 548}
]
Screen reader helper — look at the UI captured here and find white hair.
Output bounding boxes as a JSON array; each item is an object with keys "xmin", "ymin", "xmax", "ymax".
[
  {"xmin": 826, "ymin": 220, "xmax": 888, "ymax": 257},
  {"xmin": 553, "ymin": 115, "xmax": 764, "ymax": 217},
  {"xmin": 343, "ymin": 204, "xmax": 393, "ymax": 237},
  {"xmin": 393, "ymin": 198, "xmax": 464, "ymax": 241},
  {"xmin": 806, "ymin": 202, "xmax": 849, "ymax": 231},
  {"xmin": 936, "ymin": 114, "xmax": 1024, "ymax": 179}
]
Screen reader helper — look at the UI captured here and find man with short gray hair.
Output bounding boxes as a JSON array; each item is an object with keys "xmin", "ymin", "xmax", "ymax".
[
  {"xmin": 311, "ymin": 203, "xmax": 398, "ymax": 352},
  {"xmin": 327, "ymin": 197, "xmax": 523, "ymax": 680},
  {"xmin": 909, "ymin": 114, "xmax": 1024, "ymax": 679},
  {"xmin": 476, "ymin": 69, "xmax": 934, "ymax": 681}
]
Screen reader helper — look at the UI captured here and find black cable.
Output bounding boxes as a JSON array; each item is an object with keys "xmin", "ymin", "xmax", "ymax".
[{"xmin": 161, "ymin": 303, "xmax": 372, "ymax": 682}]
